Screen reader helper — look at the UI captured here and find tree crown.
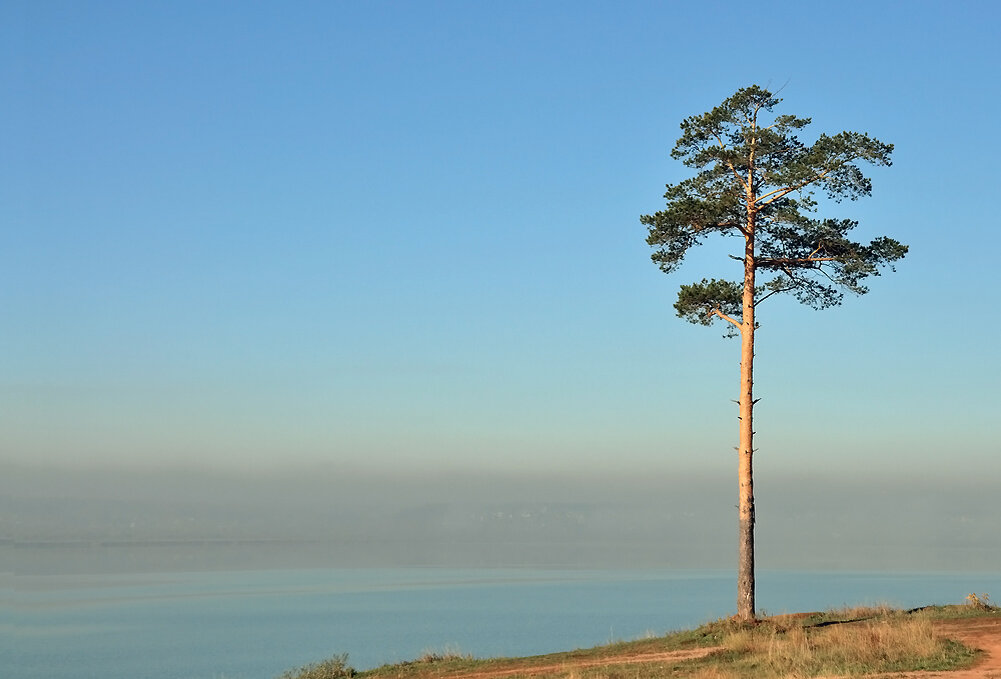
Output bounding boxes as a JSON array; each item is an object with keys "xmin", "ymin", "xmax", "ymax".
[{"xmin": 641, "ymin": 85, "xmax": 906, "ymax": 326}]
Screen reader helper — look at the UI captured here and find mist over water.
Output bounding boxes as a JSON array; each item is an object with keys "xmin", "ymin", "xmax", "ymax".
[
  {"xmin": 7, "ymin": 463, "xmax": 1001, "ymax": 679},
  {"xmin": 5, "ymin": 463, "xmax": 1000, "ymax": 575}
]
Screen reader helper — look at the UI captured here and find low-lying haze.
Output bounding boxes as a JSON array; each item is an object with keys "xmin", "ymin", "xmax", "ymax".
[{"xmin": 5, "ymin": 464, "xmax": 997, "ymax": 576}]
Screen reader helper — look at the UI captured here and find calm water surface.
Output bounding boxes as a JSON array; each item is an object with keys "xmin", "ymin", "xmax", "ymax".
[{"xmin": 9, "ymin": 568, "xmax": 1001, "ymax": 679}]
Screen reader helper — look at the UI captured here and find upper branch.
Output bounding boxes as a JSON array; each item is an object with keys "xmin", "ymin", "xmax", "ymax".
[
  {"xmin": 756, "ymin": 256, "xmax": 841, "ymax": 269},
  {"xmin": 755, "ymin": 166, "xmax": 837, "ymax": 207}
]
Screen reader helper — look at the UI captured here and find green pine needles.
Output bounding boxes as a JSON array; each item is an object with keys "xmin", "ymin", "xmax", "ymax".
[{"xmin": 642, "ymin": 84, "xmax": 907, "ymax": 325}]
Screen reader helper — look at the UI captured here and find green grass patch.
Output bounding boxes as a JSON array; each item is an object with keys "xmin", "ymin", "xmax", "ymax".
[{"xmin": 912, "ymin": 602, "xmax": 1001, "ymax": 619}]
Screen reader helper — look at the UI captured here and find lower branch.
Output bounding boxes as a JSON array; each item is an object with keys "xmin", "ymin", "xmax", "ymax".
[{"xmin": 709, "ymin": 308, "xmax": 742, "ymax": 329}]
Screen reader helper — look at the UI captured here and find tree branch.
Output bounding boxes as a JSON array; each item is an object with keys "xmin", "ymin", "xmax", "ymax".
[
  {"xmin": 753, "ymin": 286, "xmax": 793, "ymax": 307},
  {"xmin": 814, "ymin": 263, "xmax": 840, "ymax": 286},
  {"xmin": 756, "ymin": 148, "xmax": 858, "ymax": 207},
  {"xmin": 757, "ymin": 256, "xmax": 841, "ymax": 268},
  {"xmin": 709, "ymin": 308, "xmax": 742, "ymax": 329},
  {"xmin": 714, "ymin": 132, "xmax": 749, "ymax": 191},
  {"xmin": 754, "ymin": 168, "xmax": 834, "ymax": 207}
]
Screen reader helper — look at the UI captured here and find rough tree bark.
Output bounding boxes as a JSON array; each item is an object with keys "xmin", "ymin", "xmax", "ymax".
[{"xmin": 737, "ymin": 153, "xmax": 757, "ymax": 622}]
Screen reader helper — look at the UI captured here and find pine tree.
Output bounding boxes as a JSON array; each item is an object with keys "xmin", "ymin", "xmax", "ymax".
[{"xmin": 641, "ymin": 86, "xmax": 907, "ymax": 621}]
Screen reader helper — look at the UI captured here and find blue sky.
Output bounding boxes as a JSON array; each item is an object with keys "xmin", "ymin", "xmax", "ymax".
[{"xmin": 3, "ymin": 0, "xmax": 999, "ymax": 484}]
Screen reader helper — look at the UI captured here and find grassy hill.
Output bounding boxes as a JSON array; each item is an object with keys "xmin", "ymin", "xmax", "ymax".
[{"xmin": 281, "ymin": 603, "xmax": 1000, "ymax": 679}]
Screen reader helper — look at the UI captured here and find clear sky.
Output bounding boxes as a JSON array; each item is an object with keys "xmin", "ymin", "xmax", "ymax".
[{"xmin": 3, "ymin": 0, "xmax": 999, "ymax": 492}]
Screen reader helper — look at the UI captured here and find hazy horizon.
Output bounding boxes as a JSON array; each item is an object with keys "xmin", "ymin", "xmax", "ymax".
[{"xmin": 6, "ymin": 462, "xmax": 999, "ymax": 575}]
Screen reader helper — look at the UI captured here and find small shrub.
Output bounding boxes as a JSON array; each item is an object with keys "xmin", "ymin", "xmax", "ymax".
[
  {"xmin": 416, "ymin": 645, "xmax": 472, "ymax": 663},
  {"xmin": 278, "ymin": 652, "xmax": 355, "ymax": 679},
  {"xmin": 966, "ymin": 593, "xmax": 996, "ymax": 611}
]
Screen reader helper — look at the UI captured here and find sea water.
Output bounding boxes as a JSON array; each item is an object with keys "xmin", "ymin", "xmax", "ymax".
[{"xmin": 8, "ymin": 568, "xmax": 1001, "ymax": 679}]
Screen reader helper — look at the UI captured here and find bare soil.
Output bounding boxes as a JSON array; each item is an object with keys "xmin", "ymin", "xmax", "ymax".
[{"xmin": 448, "ymin": 647, "xmax": 721, "ymax": 679}]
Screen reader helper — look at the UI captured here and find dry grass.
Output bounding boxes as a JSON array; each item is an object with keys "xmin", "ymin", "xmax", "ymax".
[
  {"xmin": 827, "ymin": 604, "xmax": 895, "ymax": 620},
  {"xmin": 282, "ymin": 605, "xmax": 982, "ymax": 679},
  {"xmin": 966, "ymin": 593, "xmax": 998, "ymax": 611},
  {"xmin": 673, "ymin": 607, "xmax": 972, "ymax": 678},
  {"xmin": 416, "ymin": 646, "xmax": 473, "ymax": 664},
  {"xmin": 279, "ymin": 653, "xmax": 356, "ymax": 679},
  {"xmin": 746, "ymin": 616, "xmax": 941, "ymax": 675},
  {"xmin": 685, "ymin": 667, "xmax": 742, "ymax": 679}
]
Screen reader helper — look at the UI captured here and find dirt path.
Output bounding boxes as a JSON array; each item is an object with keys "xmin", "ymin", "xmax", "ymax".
[
  {"xmin": 872, "ymin": 617, "xmax": 1001, "ymax": 679},
  {"xmin": 448, "ymin": 647, "xmax": 722, "ymax": 679}
]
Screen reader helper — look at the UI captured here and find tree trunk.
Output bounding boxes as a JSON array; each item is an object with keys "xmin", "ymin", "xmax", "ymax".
[{"xmin": 737, "ymin": 222, "xmax": 756, "ymax": 621}]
